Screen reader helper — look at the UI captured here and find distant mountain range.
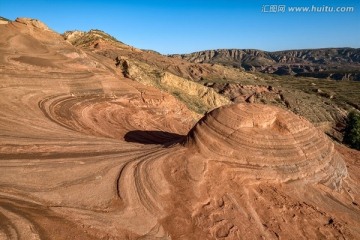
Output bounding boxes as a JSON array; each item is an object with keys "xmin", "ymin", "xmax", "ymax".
[{"xmin": 169, "ymin": 48, "xmax": 360, "ymax": 81}]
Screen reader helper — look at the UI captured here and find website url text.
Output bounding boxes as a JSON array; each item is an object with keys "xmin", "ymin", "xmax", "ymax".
[{"xmin": 261, "ymin": 5, "xmax": 355, "ymax": 13}]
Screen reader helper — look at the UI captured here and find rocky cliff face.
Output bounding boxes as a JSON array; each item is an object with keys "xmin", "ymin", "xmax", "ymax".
[{"xmin": 170, "ymin": 48, "xmax": 360, "ymax": 81}]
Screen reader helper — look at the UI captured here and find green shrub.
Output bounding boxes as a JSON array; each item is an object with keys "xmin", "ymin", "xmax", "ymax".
[{"xmin": 343, "ymin": 111, "xmax": 360, "ymax": 150}]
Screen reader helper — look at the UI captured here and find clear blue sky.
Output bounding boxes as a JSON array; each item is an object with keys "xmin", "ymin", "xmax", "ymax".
[{"xmin": 1, "ymin": 0, "xmax": 359, "ymax": 54}]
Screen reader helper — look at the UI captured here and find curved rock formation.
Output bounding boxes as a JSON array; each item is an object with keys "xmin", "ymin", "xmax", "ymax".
[{"xmin": 184, "ymin": 104, "xmax": 347, "ymax": 189}]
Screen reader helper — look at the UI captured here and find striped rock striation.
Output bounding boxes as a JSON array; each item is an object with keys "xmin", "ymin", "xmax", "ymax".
[{"xmin": 184, "ymin": 104, "xmax": 347, "ymax": 189}]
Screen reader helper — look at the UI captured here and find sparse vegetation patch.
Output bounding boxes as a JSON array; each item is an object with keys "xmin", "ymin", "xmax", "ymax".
[{"xmin": 344, "ymin": 111, "xmax": 360, "ymax": 150}]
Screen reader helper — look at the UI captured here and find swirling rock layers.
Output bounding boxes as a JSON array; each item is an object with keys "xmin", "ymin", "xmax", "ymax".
[
  {"xmin": 0, "ymin": 18, "xmax": 359, "ymax": 240},
  {"xmin": 185, "ymin": 104, "xmax": 347, "ymax": 188}
]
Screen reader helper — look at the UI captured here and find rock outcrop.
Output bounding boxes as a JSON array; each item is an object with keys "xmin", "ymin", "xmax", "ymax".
[
  {"xmin": 0, "ymin": 16, "xmax": 10, "ymax": 25},
  {"xmin": 185, "ymin": 104, "xmax": 348, "ymax": 189},
  {"xmin": 62, "ymin": 30, "xmax": 254, "ymax": 114},
  {"xmin": 15, "ymin": 17, "xmax": 50, "ymax": 30}
]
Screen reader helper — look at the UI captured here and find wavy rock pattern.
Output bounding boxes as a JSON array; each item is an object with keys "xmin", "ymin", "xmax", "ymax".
[
  {"xmin": 185, "ymin": 104, "xmax": 347, "ymax": 188},
  {"xmin": 0, "ymin": 19, "xmax": 192, "ymax": 239},
  {"xmin": 0, "ymin": 19, "xmax": 359, "ymax": 240}
]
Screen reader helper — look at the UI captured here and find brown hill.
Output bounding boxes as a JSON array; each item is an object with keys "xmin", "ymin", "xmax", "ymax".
[
  {"xmin": 62, "ymin": 29, "xmax": 360, "ymax": 143},
  {"xmin": 62, "ymin": 29, "xmax": 259, "ymax": 114},
  {"xmin": 0, "ymin": 17, "xmax": 359, "ymax": 239},
  {"xmin": 170, "ymin": 48, "xmax": 360, "ymax": 81},
  {"xmin": 185, "ymin": 104, "xmax": 347, "ymax": 188}
]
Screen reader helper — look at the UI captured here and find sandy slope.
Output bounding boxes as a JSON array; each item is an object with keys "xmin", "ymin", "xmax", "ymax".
[{"xmin": 0, "ymin": 19, "xmax": 359, "ymax": 240}]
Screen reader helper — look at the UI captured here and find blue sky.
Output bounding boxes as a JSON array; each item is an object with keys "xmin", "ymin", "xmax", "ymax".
[{"xmin": 1, "ymin": 0, "xmax": 359, "ymax": 54}]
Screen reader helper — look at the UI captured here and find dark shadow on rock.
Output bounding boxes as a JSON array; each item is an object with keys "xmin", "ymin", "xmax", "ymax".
[{"xmin": 124, "ymin": 130, "xmax": 186, "ymax": 146}]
